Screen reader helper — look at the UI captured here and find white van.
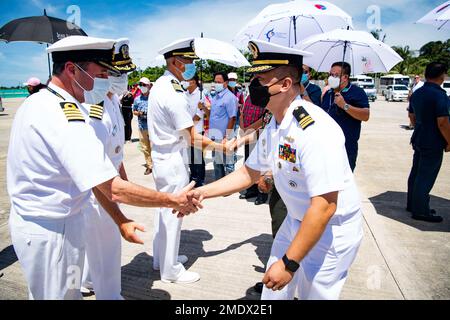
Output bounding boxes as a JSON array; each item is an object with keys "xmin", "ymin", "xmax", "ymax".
[
  {"xmin": 442, "ymin": 80, "xmax": 450, "ymax": 97},
  {"xmin": 380, "ymin": 74, "xmax": 410, "ymax": 96},
  {"xmin": 350, "ymin": 75, "xmax": 377, "ymax": 102}
]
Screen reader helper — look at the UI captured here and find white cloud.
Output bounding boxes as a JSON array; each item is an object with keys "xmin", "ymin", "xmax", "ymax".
[{"xmin": 30, "ymin": 0, "xmax": 58, "ymax": 15}]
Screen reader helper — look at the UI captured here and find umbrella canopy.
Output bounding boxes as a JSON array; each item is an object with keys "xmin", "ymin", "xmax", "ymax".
[
  {"xmin": 416, "ymin": 1, "xmax": 450, "ymax": 30},
  {"xmin": 0, "ymin": 12, "xmax": 87, "ymax": 44},
  {"xmin": 295, "ymin": 29, "xmax": 403, "ymax": 75},
  {"xmin": 193, "ymin": 37, "xmax": 250, "ymax": 68},
  {"xmin": 233, "ymin": 0, "xmax": 353, "ymax": 48}
]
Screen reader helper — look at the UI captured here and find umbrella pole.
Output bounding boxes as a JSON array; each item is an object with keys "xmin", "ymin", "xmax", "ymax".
[
  {"xmin": 336, "ymin": 40, "xmax": 348, "ymax": 93},
  {"xmin": 46, "ymin": 44, "xmax": 51, "ymax": 79},
  {"xmin": 293, "ymin": 16, "xmax": 297, "ymax": 47},
  {"xmin": 200, "ymin": 32, "xmax": 203, "ymax": 100}
]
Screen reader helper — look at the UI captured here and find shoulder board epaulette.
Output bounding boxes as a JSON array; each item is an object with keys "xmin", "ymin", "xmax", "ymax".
[
  {"xmin": 60, "ymin": 102, "xmax": 85, "ymax": 122},
  {"xmin": 293, "ymin": 105, "xmax": 315, "ymax": 130},
  {"xmin": 89, "ymin": 101, "xmax": 104, "ymax": 120},
  {"xmin": 171, "ymin": 79, "xmax": 184, "ymax": 93}
]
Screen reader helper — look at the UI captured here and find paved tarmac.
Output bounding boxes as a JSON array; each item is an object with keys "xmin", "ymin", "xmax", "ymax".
[{"xmin": 0, "ymin": 96, "xmax": 448, "ymax": 300}]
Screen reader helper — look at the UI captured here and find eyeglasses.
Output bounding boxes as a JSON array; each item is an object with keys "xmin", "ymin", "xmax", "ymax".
[{"xmin": 139, "ymin": 83, "xmax": 147, "ymax": 86}]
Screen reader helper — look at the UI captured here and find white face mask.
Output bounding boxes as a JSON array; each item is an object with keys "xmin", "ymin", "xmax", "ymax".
[
  {"xmin": 139, "ymin": 85, "xmax": 149, "ymax": 94},
  {"xmin": 214, "ymin": 82, "xmax": 224, "ymax": 93},
  {"xmin": 109, "ymin": 73, "xmax": 128, "ymax": 96},
  {"xmin": 328, "ymin": 76, "xmax": 341, "ymax": 89},
  {"xmin": 74, "ymin": 63, "xmax": 110, "ymax": 104}
]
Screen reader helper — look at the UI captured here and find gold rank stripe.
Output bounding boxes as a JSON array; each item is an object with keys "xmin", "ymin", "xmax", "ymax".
[
  {"xmin": 252, "ymin": 59, "xmax": 290, "ymax": 65},
  {"xmin": 299, "ymin": 117, "xmax": 314, "ymax": 129},
  {"xmin": 90, "ymin": 112, "xmax": 103, "ymax": 117},
  {"xmin": 172, "ymin": 52, "xmax": 196, "ymax": 56},
  {"xmin": 90, "ymin": 109, "xmax": 103, "ymax": 115},
  {"xmin": 90, "ymin": 106, "xmax": 103, "ymax": 111}
]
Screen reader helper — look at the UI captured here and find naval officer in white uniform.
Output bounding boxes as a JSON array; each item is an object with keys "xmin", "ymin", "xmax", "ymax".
[
  {"xmin": 188, "ymin": 40, "xmax": 363, "ymax": 300},
  {"xmin": 148, "ymin": 38, "xmax": 234, "ymax": 284},
  {"xmin": 79, "ymin": 39, "xmax": 136, "ymax": 299},
  {"xmin": 7, "ymin": 35, "xmax": 201, "ymax": 300}
]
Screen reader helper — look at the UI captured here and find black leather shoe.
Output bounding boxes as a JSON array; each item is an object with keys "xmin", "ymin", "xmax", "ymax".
[
  {"xmin": 240, "ymin": 191, "xmax": 258, "ymax": 199},
  {"xmin": 407, "ymin": 207, "xmax": 436, "ymax": 214},
  {"xmin": 254, "ymin": 281, "xmax": 263, "ymax": 293},
  {"xmin": 255, "ymin": 193, "xmax": 268, "ymax": 205},
  {"xmin": 412, "ymin": 213, "xmax": 443, "ymax": 223}
]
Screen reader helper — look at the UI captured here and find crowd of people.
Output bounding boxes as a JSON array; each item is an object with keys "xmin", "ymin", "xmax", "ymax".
[{"xmin": 8, "ymin": 33, "xmax": 449, "ymax": 301}]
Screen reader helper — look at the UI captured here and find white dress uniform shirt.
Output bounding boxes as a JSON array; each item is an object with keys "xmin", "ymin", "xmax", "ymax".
[
  {"xmin": 82, "ymin": 94, "xmax": 125, "ymax": 169},
  {"xmin": 186, "ymin": 87, "xmax": 204, "ymax": 133},
  {"xmin": 148, "ymin": 70, "xmax": 194, "ymax": 159},
  {"xmin": 7, "ymin": 83, "xmax": 118, "ymax": 219},
  {"xmin": 246, "ymin": 97, "xmax": 361, "ymax": 224}
]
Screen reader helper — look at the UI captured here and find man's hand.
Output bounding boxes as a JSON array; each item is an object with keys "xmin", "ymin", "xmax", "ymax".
[
  {"xmin": 262, "ymin": 259, "xmax": 294, "ymax": 291},
  {"xmin": 258, "ymin": 173, "xmax": 274, "ymax": 193},
  {"xmin": 119, "ymin": 219, "xmax": 146, "ymax": 244},
  {"xmin": 334, "ymin": 93, "xmax": 346, "ymax": 109},
  {"xmin": 171, "ymin": 181, "xmax": 203, "ymax": 217},
  {"xmin": 446, "ymin": 144, "xmax": 450, "ymax": 153},
  {"xmin": 175, "ymin": 188, "xmax": 205, "ymax": 218},
  {"xmin": 220, "ymin": 138, "xmax": 237, "ymax": 155}
]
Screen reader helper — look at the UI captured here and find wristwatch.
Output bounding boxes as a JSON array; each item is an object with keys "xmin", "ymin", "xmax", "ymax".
[
  {"xmin": 282, "ymin": 254, "xmax": 299, "ymax": 273},
  {"xmin": 343, "ymin": 103, "xmax": 350, "ymax": 111}
]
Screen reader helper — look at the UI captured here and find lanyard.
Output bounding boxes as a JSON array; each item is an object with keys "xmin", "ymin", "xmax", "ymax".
[{"xmin": 47, "ymin": 86, "xmax": 66, "ymax": 101}]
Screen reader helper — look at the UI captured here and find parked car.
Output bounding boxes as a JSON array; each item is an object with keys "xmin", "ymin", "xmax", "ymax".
[
  {"xmin": 0, "ymin": 96, "xmax": 3, "ymax": 112},
  {"xmin": 385, "ymin": 85, "xmax": 409, "ymax": 102},
  {"xmin": 360, "ymin": 83, "xmax": 377, "ymax": 102},
  {"xmin": 442, "ymin": 80, "xmax": 450, "ymax": 97}
]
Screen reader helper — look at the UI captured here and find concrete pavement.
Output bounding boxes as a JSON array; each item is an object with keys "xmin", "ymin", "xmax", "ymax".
[{"xmin": 0, "ymin": 95, "xmax": 448, "ymax": 300}]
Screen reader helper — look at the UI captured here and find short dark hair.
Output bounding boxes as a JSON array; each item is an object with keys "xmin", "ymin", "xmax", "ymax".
[
  {"xmin": 52, "ymin": 61, "xmax": 90, "ymax": 76},
  {"xmin": 214, "ymin": 72, "xmax": 228, "ymax": 82},
  {"xmin": 331, "ymin": 61, "xmax": 351, "ymax": 76},
  {"xmin": 273, "ymin": 65, "xmax": 301, "ymax": 83},
  {"xmin": 425, "ymin": 62, "xmax": 448, "ymax": 80}
]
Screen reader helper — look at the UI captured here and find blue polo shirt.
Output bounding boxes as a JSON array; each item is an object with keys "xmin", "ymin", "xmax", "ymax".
[
  {"xmin": 304, "ymin": 81, "xmax": 322, "ymax": 107},
  {"xmin": 320, "ymin": 83, "xmax": 369, "ymax": 156},
  {"xmin": 409, "ymin": 82, "xmax": 450, "ymax": 151},
  {"xmin": 132, "ymin": 94, "xmax": 149, "ymax": 130},
  {"xmin": 208, "ymin": 89, "xmax": 238, "ymax": 140}
]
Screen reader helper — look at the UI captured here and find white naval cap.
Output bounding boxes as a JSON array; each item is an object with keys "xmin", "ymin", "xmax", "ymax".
[
  {"xmin": 111, "ymin": 38, "xmax": 136, "ymax": 73},
  {"xmin": 158, "ymin": 37, "xmax": 198, "ymax": 60},
  {"xmin": 47, "ymin": 35, "xmax": 116, "ymax": 70},
  {"xmin": 247, "ymin": 39, "xmax": 312, "ymax": 74}
]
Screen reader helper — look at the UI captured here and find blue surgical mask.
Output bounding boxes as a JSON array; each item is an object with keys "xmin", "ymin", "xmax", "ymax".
[
  {"xmin": 182, "ymin": 63, "xmax": 197, "ymax": 80},
  {"xmin": 214, "ymin": 83, "xmax": 224, "ymax": 93},
  {"xmin": 301, "ymin": 73, "xmax": 309, "ymax": 85},
  {"xmin": 228, "ymin": 81, "xmax": 237, "ymax": 88}
]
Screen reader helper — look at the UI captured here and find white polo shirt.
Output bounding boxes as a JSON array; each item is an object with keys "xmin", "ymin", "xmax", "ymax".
[
  {"xmin": 81, "ymin": 93, "xmax": 125, "ymax": 170},
  {"xmin": 148, "ymin": 70, "xmax": 194, "ymax": 159},
  {"xmin": 246, "ymin": 98, "xmax": 361, "ymax": 224},
  {"xmin": 7, "ymin": 83, "xmax": 118, "ymax": 219}
]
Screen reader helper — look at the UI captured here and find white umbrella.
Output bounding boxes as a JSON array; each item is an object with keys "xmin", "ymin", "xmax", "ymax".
[
  {"xmin": 233, "ymin": 0, "xmax": 353, "ymax": 48},
  {"xmin": 295, "ymin": 29, "xmax": 403, "ymax": 75},
  {"xmin": 193, "ymin": 37, "xmax": 250, "ymax": 67},
  {"xmin": 416, "ymin": 1, "xmax": 450, "ymax": 30}
]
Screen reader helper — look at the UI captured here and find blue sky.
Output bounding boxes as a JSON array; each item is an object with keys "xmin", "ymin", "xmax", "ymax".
[{"xmin": 0, "ymin": 0, "xmax": 448, "ymax": 87}]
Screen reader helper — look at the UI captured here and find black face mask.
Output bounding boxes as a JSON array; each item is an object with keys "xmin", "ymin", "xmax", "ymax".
[{"xmin": 249, "ymin": 77, "xmax": 284, "ymax": 108}]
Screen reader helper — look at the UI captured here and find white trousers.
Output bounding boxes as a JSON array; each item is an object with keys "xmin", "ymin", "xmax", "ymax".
[
  {"xmin": 9, "ymin": 207, "xmax": 86, "ymax": 300},
  {"xmin": 262, "ymin": 213, "xmax": 363, "ymax": 300},
  {"xmin": 152, "ymin": 151, "xmax": 189, "ymax": 280},
  {"xmin": 81, "ymin": 196, "xmax": 123, "ymax": 300}
]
